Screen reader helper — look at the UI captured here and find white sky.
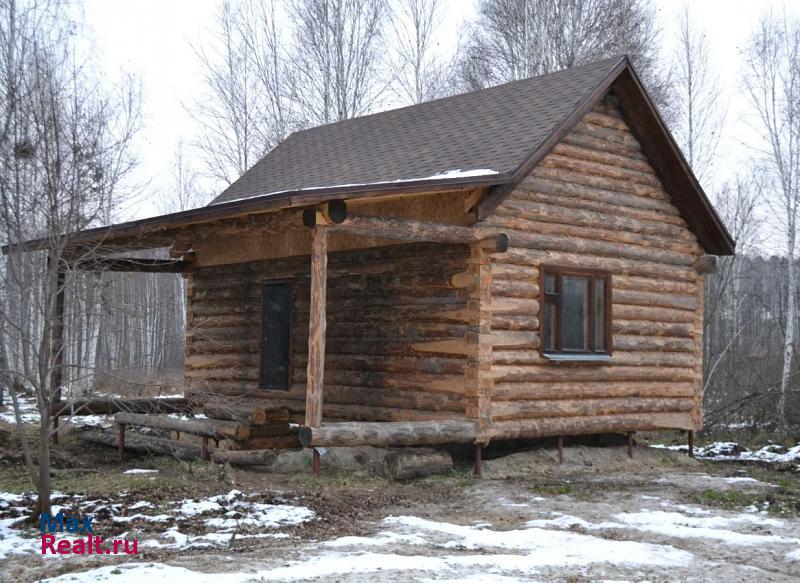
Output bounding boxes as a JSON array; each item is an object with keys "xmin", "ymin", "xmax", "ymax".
[{"xmin": 81, "ymin": 0, "xmax": 800, "ymax": 248}]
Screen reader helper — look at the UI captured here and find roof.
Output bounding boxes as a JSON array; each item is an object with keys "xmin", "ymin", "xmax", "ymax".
[
  {"xmin": 4, "ymin": 56, "xmax": 734, "ymax": 255},
  {"xmin": 211, "ymin": 57, "xmax": 622, "ymax": 206}
]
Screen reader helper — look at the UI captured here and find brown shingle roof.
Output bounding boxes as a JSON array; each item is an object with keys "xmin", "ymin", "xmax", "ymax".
[{"xmin": 210, "ymin": 56, "xmax": 624, "ymax": 205}]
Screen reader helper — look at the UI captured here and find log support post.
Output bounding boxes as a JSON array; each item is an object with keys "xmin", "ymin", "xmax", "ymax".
[
  {"xmin": 474, "ymin": 444, "xmax": 482, "ymax": 478},
  {"xmin": 312, "ymin": 449, "xmax": 321, "ymax": 477},
  {"xmin": 51, "ymin": 269, "xmax": 65, "ymax": 445},
  {"xmin": 305, "ymin": 221, "xmax": 329, "ymax": 477},
  {"xmin": 201, "ymin": 437, "xmax": 209, "ymax": 461},
  {"xmin": 118, "ymin": 424, "xmax": 125, "ymax": 462},
  {"xmin": 557, "ymin": 436, "xmax": 564, "ymax": 465},
  {"xmin": 627, "ymin": 432, "xmax": 635, "ymax": 459},
  {"xmin": 688, "ymin": 430, "xmax": 695, "ymax": 458}
]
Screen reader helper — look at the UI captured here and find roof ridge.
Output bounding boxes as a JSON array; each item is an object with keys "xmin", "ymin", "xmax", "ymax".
[{"xmin": 287, "ymin": 55, "xmax": 627, "ymax": 138}]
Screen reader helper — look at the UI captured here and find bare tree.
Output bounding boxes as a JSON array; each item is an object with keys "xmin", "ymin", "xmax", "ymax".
[
  {"xmin": 390, "ymin": 0, "xmax": 453, "ymax": 104},
  {"xmin": 289, "ymin": 0, "xmax": 389, "ymax": 125},
  {"xmin": 456, "ymin": 0, "xmax": 669, "ymax": 112},
  {"xmin": 671, "ymin": 4, "xmax": 725, "ymax": 183},
  {"xmin": 191, "ymin": 0, "xmax": 288, "ymax": 187},
  {"xmin": 0, "ymin": 0, "xmax": 140, "ymax": 517},
  {"xmin": 743, "ymin": 11, "xmax": 800, "ymax": 431}
]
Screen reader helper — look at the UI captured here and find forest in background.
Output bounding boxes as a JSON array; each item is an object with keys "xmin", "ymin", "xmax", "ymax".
[{"xmin": 1, "ymin": 0, "xmax": 799, "ymax": 432}]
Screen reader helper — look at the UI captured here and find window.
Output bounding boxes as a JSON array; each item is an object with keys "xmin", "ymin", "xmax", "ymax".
[
  {"xmin": 260, "ymin": 281, "xmax": 293, "ymax": 389},
  {"xmin": 541, "ymin": 267, "xmax": 611, "ymax": 360}
]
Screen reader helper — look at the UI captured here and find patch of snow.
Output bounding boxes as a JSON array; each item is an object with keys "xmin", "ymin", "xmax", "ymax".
[
  {"xmin": 651, "ymin": 442, "xmax": 800, "ymax": 465},
  {"xmin": 382, "ymin": 515, "xmax": 693, "ymax": 567},
  {"xmin": 127, "ymin": 501, "xmax": 154, "ymax": 510},
  {"xmin": 613, "ymin": 510, "xmax": 795, "ymax": 546},
  {"xmin": 786, "ymin": 547, "xmax": 800, "ymax": 562},
  {"xmin": 41, "ymin": 562, "xmax": 250, "ymax": 582},
  {"xmin": 213, "ymin": 168, "xmax": 501, "ymax": 206},
  {"xmin": 204, "ymin": 502, "xmax": 314, "ymax": 531},
  {"xmin": 324, "ymin": 531, "xmax": 427, "ymax": 547},
  {"xmin": 177, "ymin": 498, "xmax": 222, "ymax": 516},
  {"xmin": 123, "ymin": 469, "xmax": 158, "ymax": 475}
]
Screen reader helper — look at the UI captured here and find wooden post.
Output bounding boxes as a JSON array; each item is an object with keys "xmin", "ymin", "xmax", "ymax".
[
  {"xmin": 118, "ymin": 424, "xmax": 125, "ymax": 462},
  {"xmin": 627, "ymin": 432, "xmax": 634, "ymax": 459},
  {"xmin": 312, "ymin": 449, "xmax": 321, "ymax": 477},
  {"xmin": 557, "ymin": 436, "xmax": 564, "ymax": 465},
  {"xmin": 688, "ymin": 430, "xmax": 695, "ymax": 458},
  {"xmin": 201, "ymin": 437, "xmax": 209, "ymax": 461},
  {"xmin": 51, "ymin": 269, "xmax": 65, "ymax": 445},
  {"xmin": 474, "ymin": 444, "xmax": 482, "ymax": 478},
  {"xmin": 305, "ymin": 224, "xmax": 328, "ymax": 477}
]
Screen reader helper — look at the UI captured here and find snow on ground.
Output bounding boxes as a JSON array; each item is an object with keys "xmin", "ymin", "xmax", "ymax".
[
  {"xmin": 8, "ymin": 470, "xmax": 800, "ymax": 582},
  {"xmin": 0, "ymin": 488, "xmax": 314, "ymax": 561},
  {"xmin": 0, "ymin": 393, "xmax": 39, "ymax": 424},
  {"xmin": 652, "ymin": 441, "xmax": 800, "ymax": 465}
]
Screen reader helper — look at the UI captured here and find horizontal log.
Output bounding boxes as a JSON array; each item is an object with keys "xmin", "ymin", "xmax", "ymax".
[
  {"xmin": 330, "ymin": 214, "xmax": 507, "ymax": 249},
  {"xmin": 505, "ymin": 227, "xmax": 693, "ymax": 267},
  {"xmin": 202, "ymin": 402, "xmax": 289, "ymax": 425},
  {"xmin": 551, "ymin": 142, "xmax": 653, "ymax": 175},
  {"xmin": 500, "ymin": 248, "xmax": 696, "ymax": 282},
  {"xmin": 52, "ymin": 397, "xmax": 191, "ymax": 416},
  {"xmin": 80, "ymin": 429, "xmax": 201, "ymax": 461},
  {"xmin": 299, "ymin": 420, "xmax": 477, "ymax": 447},
  {"xmin": 72, "ymin": 257, "xmax": 190, "ymax": 273},
  {"xmin": 209, "ymin": 448, "xmax": 277, "ymax": 466},
  {"xmin": 491, "ymin": 211, "xmax": 696, "ymax": 256},
  {"xmin": 493, "ymin": 365, "xmax": 696, "ymax": 383},
  {"xmin": 541, "ymin": 153, "xmax": 662, "ymax": 188},
  {"xmin": 490, "ymin": 412, "xmax": 696, "ymax": 440},
  {"xmin": 492, "ymin": 381, "xmax": 696, "ymax": 401},
  {"xmin": 384, "ymin": 448, "xmax": 453, "ymax": 481},
  {"xmin": 490, "ymin": 397, "xmax": 694, "ymax": 421},
  {"xmin": 114, "ymin": 412, "xmax": 249, "ymax": 441}
]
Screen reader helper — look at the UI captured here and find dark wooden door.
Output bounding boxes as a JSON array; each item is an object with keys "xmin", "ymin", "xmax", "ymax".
[{"xmin": 259, "ymin": 282, "xmax": 293, "ymax": 390}]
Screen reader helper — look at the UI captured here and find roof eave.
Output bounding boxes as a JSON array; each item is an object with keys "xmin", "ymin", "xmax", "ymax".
[{"xmin": 2, "ymin": 174, "xmax": 510, "ymax": 254}]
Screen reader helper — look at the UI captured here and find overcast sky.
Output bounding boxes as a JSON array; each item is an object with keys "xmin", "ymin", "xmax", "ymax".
[{"xmin": 80, "ymin": 0, "xmax": 800, "ymax": 242}]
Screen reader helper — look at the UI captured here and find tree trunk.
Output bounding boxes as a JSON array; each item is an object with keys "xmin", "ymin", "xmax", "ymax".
[{"xmin": 779, "ymin": 229, "xmax": 796, "ymax": 432}]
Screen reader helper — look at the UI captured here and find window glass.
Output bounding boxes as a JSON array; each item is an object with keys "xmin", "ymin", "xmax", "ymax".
[
  {"xmin": 544, "ymin": 302, "xmax": 556, "ymax": 351},
  {"xmin": 544, "ymin": 274, "xmax": 556, "ymax": 294},
  {"xmin": 593, "ymin": 278, "xmax": 605, "ymax": 352},
  {"xmin": 561, "ymin": 276, "xmax": 588, "ymax": 351}
]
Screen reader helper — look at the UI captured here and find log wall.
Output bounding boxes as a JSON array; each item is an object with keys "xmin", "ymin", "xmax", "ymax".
[
  {"xmin": 483, "ymin": 97, "xmax": 705, "ymax": 440},
  {"xmin": 185, "ymin": 242, "xmax": 471, "ymax": 422}
]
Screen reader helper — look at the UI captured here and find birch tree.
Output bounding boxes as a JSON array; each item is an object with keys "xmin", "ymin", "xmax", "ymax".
[
  {"xmin": 671, "ymin": 5, "xmax": 724, "ymax": 183},
  {"xmin": 743, "ymin": 11, "xmax": 800, "ymax": 431},
  {"xmin": 191, "ymin": 0, "xmax": 293, "ymax": 186},
  {"xmin": 390, "ymin": 0, "xmax": 453, "ymax": 104},
  {"xmin": 288, "ymin": 0, "xmax": 389, "ymax": 125}
]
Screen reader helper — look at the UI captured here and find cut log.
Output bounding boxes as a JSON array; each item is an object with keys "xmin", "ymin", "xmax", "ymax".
[
  {"xmin": 210, "ymin": 448, "xmax": 277, "ymax": 467},
  {"xmin": 201, "ymin": 402, "xmax": 286, "ymax": 425},
  {"xmin": 53, "ymin": 397, "xmax": 191, "ymax": 417},
  {"xmin": 384, "ymin": 448, "xmax": 453, "ymax": 481},
  {"xmin": 299, "ymin": 420, "xmax": 477, "ymax": 448},
  {"xmin": 114, "ymin": 412, "xmax": 249, "ymax": 441},
  {"xmin": 80, "ymin": 429, "xmax": 201, "ymax": 461}
]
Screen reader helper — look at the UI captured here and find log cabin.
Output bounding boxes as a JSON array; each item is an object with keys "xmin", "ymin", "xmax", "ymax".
[{"xmin": 6, "ymin": 56, "xmax": 734, "ymax": 465}]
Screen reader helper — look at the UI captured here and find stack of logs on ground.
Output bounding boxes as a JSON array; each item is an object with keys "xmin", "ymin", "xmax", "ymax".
[{"xmin": 79, "ymin": 399, "xmax": 297, "ymax": 467}]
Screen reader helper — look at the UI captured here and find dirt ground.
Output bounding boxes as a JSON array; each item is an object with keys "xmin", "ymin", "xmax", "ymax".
[{"xmin": 2, "ymin": 427, "xmax": 800, "ymax": 582}]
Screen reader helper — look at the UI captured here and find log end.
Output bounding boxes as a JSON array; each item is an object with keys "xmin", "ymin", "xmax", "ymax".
[
  {"xmin": 328, "ymin": 200, "xmax": 348, "ymax": 224},
  {"xmin": 299, "ymin": 425, "xmax": 313, "ymax": 448},
  {"xmin": 302, "ymin": 208, "xmax": 317, "ymax": 228}
]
